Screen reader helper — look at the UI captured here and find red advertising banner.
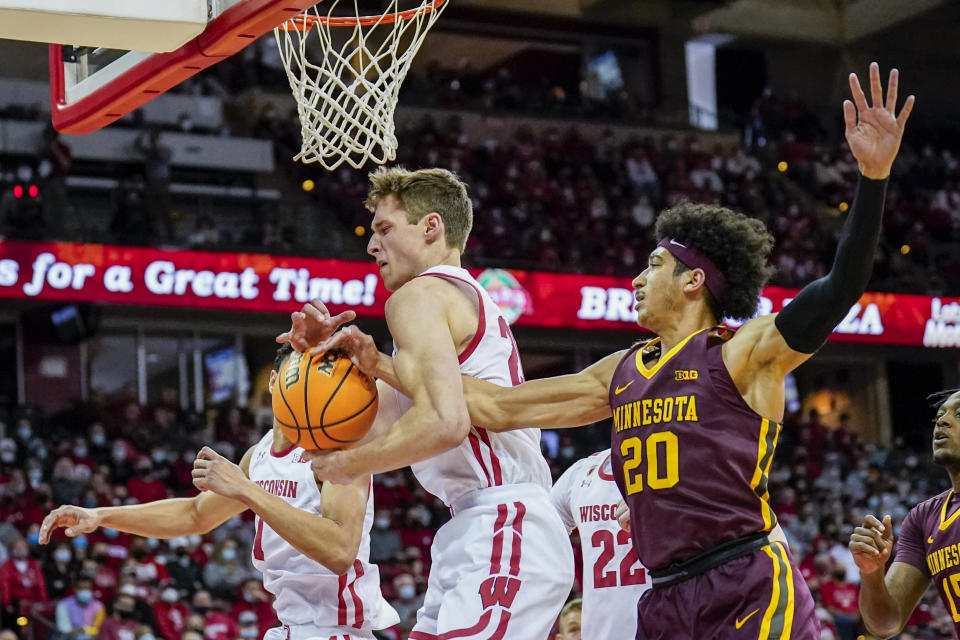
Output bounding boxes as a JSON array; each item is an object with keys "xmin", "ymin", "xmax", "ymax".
[{"xmin": 0, "ymin": 240, "xmax": 957, "ymax": 348}]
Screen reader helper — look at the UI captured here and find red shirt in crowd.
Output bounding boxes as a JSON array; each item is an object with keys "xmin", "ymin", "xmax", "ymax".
[
  {"xmin": 820, "ymin": 578, "xmax": 859, "ymax": 616},
  {"xmin": 230, "ymin": 600, "xmax": 278, "ymax": 637},
  {"xmin": 127, "ymin": 476, "xmax": 169, "ymax": 504},
  {"xmin": 96, "ymin": 616, "xmax": 138, "ymax": 640},
  {"xmin": 153, "ymin": 601, "xmax": 191, "ymax": 640},
  {"xmin": 203, "ymin": 611, "xmax": 239, "ymax": 640},
  {"xmin": 0, "ymin": 557, "xmax": 48, "ymax": 606}
]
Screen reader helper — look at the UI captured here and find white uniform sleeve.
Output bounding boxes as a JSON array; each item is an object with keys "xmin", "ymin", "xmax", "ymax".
[{"xmin": 549, "ymin": 460, "xmax": 585, "ymax": 533}]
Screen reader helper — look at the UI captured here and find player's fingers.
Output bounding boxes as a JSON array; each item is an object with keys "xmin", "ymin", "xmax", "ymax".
[
  {"xmin": 896, "ymin": 95, "xmax": 915, "ymax": 131},
  {"xmin": 849, "ymin": 539, "xmax": 880, "ymax": 556},
  {"xmin": 843, "ymin": 100, "xmax": 857, "ymax": 132},
  {"xmin": 275, "ymin": 331, "xmax": 291, "ymax": 344},
  {"xmin": 863, "ymin": 514, "xmax": 884, "ymax": 530},
  {"xmin": 855, "ymin": 525, "xmax": 885, "ymax": 547},
  {"xmin": 885, "ymin": 67, "xmax": 899, "ymax": 113},
  {"xmin": 882, "ymin": 514, "xmax": 895, "ymax": 541},
  {"xmin": 848, "ymin": 72, "xmax": 868, "ymax": 113},
  {"xmin": 868, "ymin": 61, "xmax": 882, "ymax": 108},
  {"xmin": 196, "ymin": 446, "xmax": 216, "ymax": 460},
  {"xmin": 330, "ymin": 310, "xmax": 357, "ymax": 328},
  {"xmin": 309, "ymin": 299, "xmax": 331, "ymax": 317}
]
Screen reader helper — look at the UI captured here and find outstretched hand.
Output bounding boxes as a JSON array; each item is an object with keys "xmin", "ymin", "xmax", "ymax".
[
  {"xmin": 39, "ymin": 505, "xmax": 101, "ymax": 544},
  {"xmin": 844, "ymin": 62, "xmax": 915, "ymax": 180},
  {"xmin": 310, "ymin": 325, "xmax": 382, "ymax": 378},
  {"xmin": 849, "ymin": 513, "xmax": 894, "ymax": 575},
  {"xmin": 276, "ymin": 299, "xmax": 356, "ymax": 352}
]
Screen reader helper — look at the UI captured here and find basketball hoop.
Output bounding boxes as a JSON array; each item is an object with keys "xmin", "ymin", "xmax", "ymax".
[{"xmin": 274, "ymin": 0, "xmax": 448, "ymax": 170}]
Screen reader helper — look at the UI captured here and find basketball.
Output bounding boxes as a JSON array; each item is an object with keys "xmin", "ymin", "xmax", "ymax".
[{"xmin": 272, "ymin": 350, "xmax": 378, "ymax": 450}]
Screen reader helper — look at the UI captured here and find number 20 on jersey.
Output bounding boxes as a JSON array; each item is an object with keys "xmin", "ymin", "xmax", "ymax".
[{"xmin": 620, "ymin": 432, "xmax": 679, "ymax": 495}]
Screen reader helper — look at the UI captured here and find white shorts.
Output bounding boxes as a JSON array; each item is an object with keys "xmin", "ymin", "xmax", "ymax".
[
  {"xmin": 263, "ymin": 624, "xmax": 375, "ymax": 640},
  {"xmin": 409, "ymin": 483, "xmax": 575, "ymax": 640}
]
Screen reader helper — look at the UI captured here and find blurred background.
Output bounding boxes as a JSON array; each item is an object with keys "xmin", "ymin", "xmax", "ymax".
[{"xmin": 0, "ymin": 0, "xmax": 958, "ymax": 638}]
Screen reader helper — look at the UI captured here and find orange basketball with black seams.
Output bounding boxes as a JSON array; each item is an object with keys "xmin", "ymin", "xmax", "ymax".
[{"xmin": 272, "ymin": 350, "xmax": 378, "ymax": 450}]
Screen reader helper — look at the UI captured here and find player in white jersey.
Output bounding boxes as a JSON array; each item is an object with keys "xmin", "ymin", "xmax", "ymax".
[
  {"xmin": 38, "ymin": 344, "xmax": 398, "ymax": 640},
  {"xmin": 550, "ymin": 450, "xmax": 649, "ymax": 640},
  {"xmin": 281, "ymin": 167, "xmax": 574, "ymax": 639}
]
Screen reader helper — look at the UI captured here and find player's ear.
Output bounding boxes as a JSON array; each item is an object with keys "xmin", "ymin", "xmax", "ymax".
[
  {"xmin": 268, "ymin": 370, "xmax": 277, "ymax": 394},
  {"xmin": 682, "ymin": 267, "xmax": 707, "ymax": 295},
  {"xmin": 423, "ymin": 212, "xmax": 444, "ymax": 245}
]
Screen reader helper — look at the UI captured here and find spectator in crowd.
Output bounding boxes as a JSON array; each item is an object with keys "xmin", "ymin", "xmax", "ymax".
[
  {"xmin": 96, "ymin": 593, "xmax": 138, "ymax": 640},
  {"xmin": 819, "ymin": 564, "xmax": 860, "ymax": 640},
  {"xmin": 201, "ymin": 540, "xmax": 250, "ymax": 602},
  {"xmin": 369, "ymin": 510, "xmax": 402, "ymax": 564},
  {"xmin": 0, "ymin": 538, "xmax": 48, "ymax": 624},
  {"xmin": 228, "ymin": 579, "xmax": 276, "ymax": 637},
  {"xmin": 388, "ymin": 573, "xmax": 423, "ymax": 628},
  {"xmin": 45, "ymin": 542, "xmax": 77, "ymax": 600},
  {"xmin": 191, "ymin": 590, "xmax": 237, "ymax": 640},
  {"xmin": 237, "ymin": 610, "xmax": 259, "ymax": 640},
  {"xmin": 55, "ymin": 577, "xmax": 106, "ymax": 639},
  {"xmin": 135, "ymin": 127, "xmax": 174, "ymax": 242},
  {"xmin": 152, "ymin": 583, "xmax": 189, "ymax": 640}
]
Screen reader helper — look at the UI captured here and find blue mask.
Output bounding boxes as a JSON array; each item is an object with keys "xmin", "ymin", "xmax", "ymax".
[
  {"xmin": 76, "ymin": 590, "xmax": 93, "ymax": 604},
  {"xmin": 27, "ymin": 532, "xmax": 39, "ymax": 545},
  {"xmin": 103, "ymin": 528, "xmax": 119, "ymax": 539},
  {"xmin": 72, "ymin": 535, "xmax": 88, "ymax": 549}
]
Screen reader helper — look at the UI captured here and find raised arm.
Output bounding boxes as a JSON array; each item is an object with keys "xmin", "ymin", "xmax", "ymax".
[
  {"xmin": 317, "ymin": 324, "xmax": 620, "ymax": 433},
  {"xmin": 724, "ymin": 64, "xmax": 913, "ymax": 396},
  {"xmin": 39, "ymin": 447, "xmax": 253, "ymax": 543},
  {"xmin": 192, "ymin": 446, "xmax": 368, "ymax": 575}
]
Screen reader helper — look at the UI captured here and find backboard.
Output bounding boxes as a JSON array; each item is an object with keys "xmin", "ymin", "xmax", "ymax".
[{"xmin": 32, "ymin": 0, "xmax": 321, "ymax": 134}]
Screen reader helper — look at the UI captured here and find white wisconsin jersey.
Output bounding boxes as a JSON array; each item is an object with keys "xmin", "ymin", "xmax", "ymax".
[
  {"xmin": 248, "ymin": 432, "xmax": 399, "ymax": 631},
  {"xmin": 388, "ymin": 264, "xmax": 551, "ymax": 506},
  {"xmin": 550, "ymin": 450, "xmax": 650, "ymax": 640}
]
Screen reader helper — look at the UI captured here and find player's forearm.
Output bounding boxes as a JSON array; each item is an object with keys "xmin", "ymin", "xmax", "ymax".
[
  {"xmin": 371, "ymin": 352, "xmax": 404, "ymax": 391},
  {"xmin": 346, "ymin": 402, "xmax": 470, "ymax": 474},
  {"xmin": 238, "ymin": 485, "xmax": 356, "ymax": 575},
  {"xmin": 774, "ymin": 176, "xmax": 887, "ymax": 353},
  {"xmin": 95, "ymin": 498, "xmax": 212, "ymax": 538},
  {"xmin": 463, "ymin": 375, "xmax": 611, "ymax": 431},
  {"xmin": 858, "ymin": 570, "xmax": 906, "ymax": 638}
]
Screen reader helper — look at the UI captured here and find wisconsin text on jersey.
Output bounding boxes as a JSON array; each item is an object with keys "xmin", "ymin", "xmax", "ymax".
[{"xmin": 613, "ymin": 393, "xmax": 699, "ymax": 432}]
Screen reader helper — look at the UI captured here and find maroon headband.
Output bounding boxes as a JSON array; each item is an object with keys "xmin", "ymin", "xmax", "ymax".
[{"xmin": 656, "ymin": 237, "xmax": 727, "ymax": 301}]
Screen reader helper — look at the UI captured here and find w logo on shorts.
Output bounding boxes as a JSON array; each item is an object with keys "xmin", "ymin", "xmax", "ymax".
[{"xmin": 479, "ymin": 576, "xmax": 521, "ymax": 609}]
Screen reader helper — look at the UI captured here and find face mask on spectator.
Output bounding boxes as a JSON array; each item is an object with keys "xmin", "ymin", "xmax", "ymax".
[
  {"xmin": 84, "ymin": 497, "xmax": 98, "ymax": 508},
  {"xmin": 27, "ymin": 532, "xmax": 39, "ymax": 545},
  {"xmin": 161, "ymin": 588, "xmax": 179, "ymax": 603},
  {"xmin": 146, "ymin": 538, "xmax": 159, "ymax": 549},
  {"xmin": 76, "ymin": 589, "xmax": 93, "ymax": 604},
  {"xmin": 112, "ymin": 446, "xmax": 127, "ymax": 462},
  {"xmin": 76, "ymin": 446, "xmax": 88, "ymax": 458},
  {"xmin": 398, "ymin": 585, "xmax": 416, "ymax": 600},
  {"xmin": 73, "ymin": 535, "xmax": 88, "ymax": 549},
  {"xmin": 1, "ymin": 451, "xmax": 15, "ymax": 463},
  {"xmin": 91, "ymin": 433, "xmax": 106, "ymax": 447},
  {"xmin": 55, "ymin": 549, "xmax": 72, "ymax": 563},
  {"xmin": 18, "ymin": 426, "xmax": 32, "ymax": 440},
  {"xmin": 240, "ymin": 628, "xmax": 258, "ymax": 638},
  {"xmin": 140, "ymin": 635, "xmax": 156, "ymax": 640},
  {"xmin": 374, "ymin": 517, "xmax": 390, "ymax": 530},
  {"xmin": 221, "ymin": 548, "xmax": 237, "ymax": 562},
  {"xmin": 152, "ymin": 450, "xmax": 167, "ymax": 464},
  {"xmin": 103, "ymin": 528, "xmax": 119, "ymax": 539},
  {"xmin": 28, "ymin": 470, "xmax": 43, "ymax": 486}
]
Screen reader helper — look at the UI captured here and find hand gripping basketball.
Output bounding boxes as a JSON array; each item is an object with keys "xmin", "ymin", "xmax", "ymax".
[
  {"xmin": 39, "ymin": 505, "xmax": 101, "ymax": 544},
  {"xmin": 276, "ymin": 299, "xmax": 357, "ymax": 352},
  {"xmin": 311, "ymin": 325, "xmax": 381, "ymax": 378},
  {"xmin": 849, "ymin": 513, "xmax": 894, "ymax": 575}
]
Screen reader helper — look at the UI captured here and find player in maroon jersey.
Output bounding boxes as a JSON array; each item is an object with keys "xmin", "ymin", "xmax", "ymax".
[
  {"xmin": 317, "ymin": 62, "xmax": 913, "ymax": 640},
  {"xmin": 849, "ymin": 389, "xmax": 960, "ymax": 638}
]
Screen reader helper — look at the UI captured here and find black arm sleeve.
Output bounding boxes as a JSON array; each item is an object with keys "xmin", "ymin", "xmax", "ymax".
[{"xmin": 774, "ymin": 175, "xmax": 888, "ymax": 353}]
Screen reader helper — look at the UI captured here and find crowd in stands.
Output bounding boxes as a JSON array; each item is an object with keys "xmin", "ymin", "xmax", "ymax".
[{"xmin": 0, "ymin": 383, "xmax": 955, "ymax": 639}]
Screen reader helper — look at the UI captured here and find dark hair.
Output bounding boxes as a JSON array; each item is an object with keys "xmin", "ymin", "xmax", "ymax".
[
  {"xmin": 274, "ymin": 343, "xmax": 294, "ymax": 371},
  {"xmin": 656, "ymin": 202, "xmax": 775, "ymax": 321},
  {"xmin": 929, "ymin": 388, "xmax": 960, "ymax": 408}
]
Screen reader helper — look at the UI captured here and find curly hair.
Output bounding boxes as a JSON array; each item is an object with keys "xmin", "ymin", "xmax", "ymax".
[
  {"xmin": 655, "ymin": 202, "xmax": 775, "ymax": 321},
  {"xmin": 273, "ymin": 342, "xmax": 294, "ymax": 371},
  {"xmin": 929, "ymin": 388, "xmax": 960, "ymax": 408}
]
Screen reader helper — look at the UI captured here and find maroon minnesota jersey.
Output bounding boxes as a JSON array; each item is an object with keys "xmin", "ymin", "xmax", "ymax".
[
  {"xmin": 609, "ymin": 327, "xmax": 780, "ymax": 570},
  {"xmin": 893, "ymin": 488, "xmax": 960, "ymax": 633}
]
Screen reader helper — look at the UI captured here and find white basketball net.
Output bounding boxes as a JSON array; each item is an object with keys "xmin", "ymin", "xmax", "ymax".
[{"xmin": 274, "ymin": 0, "xmax": 448, "ymax": 170}]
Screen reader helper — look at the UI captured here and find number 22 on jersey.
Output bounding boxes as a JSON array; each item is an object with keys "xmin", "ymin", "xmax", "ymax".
[{"xmin": 621, "ymin": 433, "xmax": 679, "ymax": 495}]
